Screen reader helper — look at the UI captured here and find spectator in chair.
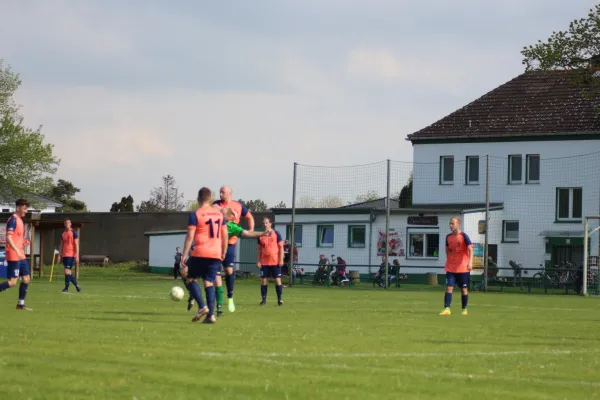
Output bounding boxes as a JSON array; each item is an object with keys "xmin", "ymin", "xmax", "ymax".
[
  {"xmin": 314, "ymin": 254, "xmax": 329, "ymax": 283},
  {"xmin": 335, "ymin": 256, "xmax": 349, "ymax": 284}
]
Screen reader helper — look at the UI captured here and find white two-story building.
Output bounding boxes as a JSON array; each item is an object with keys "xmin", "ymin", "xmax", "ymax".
[{"xmin": 406, "ymin": 70, "xmax": 600, "ymax": 274}]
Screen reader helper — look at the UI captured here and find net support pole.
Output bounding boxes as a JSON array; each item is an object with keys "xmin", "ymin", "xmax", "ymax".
[
  {"xmin": 483, "ymin": 155, "xmax": 490, "ymax": 293},
  {"xmin": 289, "ymin": 162, "xmax": 297, "ymax": 287},
  {"xmin": 385, "ymin": 159, "xmax": 391, "ymax": 289},
  {"xmin": 583, "ymin": 217, "xmax": 589, "ymax": 296}
]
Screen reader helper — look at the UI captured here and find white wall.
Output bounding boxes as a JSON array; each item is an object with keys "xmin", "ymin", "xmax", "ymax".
[
  {"xmin": 147, "ymin": 233, "xmax": 242, "ymax": 271},
  {"xmin": 148, "ymin": 234, "xmax": 185, "ymax": 270},
  {"xmin": 275, "ymin": 212, "xmax": 458, "ymax": 275},
  {"xmin": 413, "ymin": 140, "xmax": 600, "ymax": 208},
  {"xmin": 413, "ymin": 140, "xmax": 600, "ymax": 269}
]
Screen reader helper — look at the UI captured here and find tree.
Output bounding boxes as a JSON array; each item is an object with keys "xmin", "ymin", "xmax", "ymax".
[
  {"xmin": 186, "ymin": 188, "xmax": 219, "ymax": 211},
  {"xmin": 398, "ymin": 172, "xmax": 413, "ymax": 208},
  {"xmin": 317, "ymin": 195, "xmax": 344, "ymax": 208},
  {"xmin": 297, "ymin": 197, "xmax": 316, "ymax": 208},
  {"xmin": 353, "ymin": 190, "xmax": 380, "ymax": 204},
  {"xmin": 137, "ymin": 175, "xmax": 185, "ymax": 212},
  {"xmin": 272, "ymin": 201, "xmax": 287, "ymax": 208},
  {"xmin": 521, "ymin": 6, "xmax": 600, "ymax": 97},
  {"xmin": 137, "ymin": 200, "xmax": 162, "ymax": 212},
  {"xmin": 110, "ymin": 195, "xmax": 134, "ymax": 212},
  {"xmin": 238, "ymin": 199, "xmax": 269, "ymax": 212},
  {"xmin": 0, "ymin": 60, "xmax": 59, "ymax": 203},
  {"xmin": 45, "ymin": 179, "xmax": 87, "ymax": 212},
  {"xmin": 0, "ymin": 59, "xmax": 20, "ymax": 119}
]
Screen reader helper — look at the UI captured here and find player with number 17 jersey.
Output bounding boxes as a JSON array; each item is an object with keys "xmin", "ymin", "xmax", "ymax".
[{"xmin": 188, "ymin": 206, "xmax": 226, "ymax": 260}]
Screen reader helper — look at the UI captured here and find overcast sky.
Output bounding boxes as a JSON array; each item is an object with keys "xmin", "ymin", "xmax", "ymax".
[{"xmin": 1, "ymin": 0, "xmax": 596, "ymax": 211}]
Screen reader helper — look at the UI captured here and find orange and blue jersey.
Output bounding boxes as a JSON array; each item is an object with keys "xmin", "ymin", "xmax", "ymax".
[
  {"xmin": 212, "ymin": 199, "xmax": 250, "ymax": 245},
  {"xmin": 445, "ymin": 231, "xmax": 473, "ymax": 273},
  {"xmin": 6, "ymin": 215, "xmax": 25, "ymax": 261},
  {"xmin": 188, "ymin": 206, "xmax": 226, "ymax": 259},
  {"xmin": 61, "ymin": 229, "xmax": 79, "ymax": 257},
  {"xmin": 258, "ymin": 230, "xmax": 283, "ymax": 266}
]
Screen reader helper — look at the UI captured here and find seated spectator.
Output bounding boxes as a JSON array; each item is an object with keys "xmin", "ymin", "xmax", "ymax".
[
  {"xmin": 332, "ymin": 256, "xmax": 349, "ymax": 285},
  {"xmin": 314, "ymin": 254, "xmax": 329, "ymax": 284}
]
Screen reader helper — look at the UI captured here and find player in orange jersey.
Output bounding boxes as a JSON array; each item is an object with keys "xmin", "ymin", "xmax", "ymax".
[
  {"xmin": 181, "ymin": 187, "xmax": 228, "ymax": 324},
  {"xmin": 439, "ymin": 217, "xmax": 474, "ymax": 316},
  {"xmin": 57, "ymin": 219, "xmax": 81, "ymax": 293},
  {"xmin": 257, "ymin": 216, "xmax": 284, "ymax": 306},
  {"xmin": 0, "ymin": 199, "xmax": 32, "ymax": 310},
  {"xmin": 213, "ymin": 185, "xmax": 254, "ymax": 313}
]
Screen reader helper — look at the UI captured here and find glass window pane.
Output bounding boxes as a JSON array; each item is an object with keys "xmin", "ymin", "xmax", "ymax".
[
  {"xmin": 426, "ymin": 234, "xmax": 440, "ymax": 257},
  {"xmin": 320, "ymin": 226, "xmax": 334, "ymax": 246},
  {"xmin": 528, "ymin": 155, "xmax": 540, "ymax": 181},
  {"xmin": 294, "ymin": 226, "xmax": 303, "ymax": 246},
  {"xmin": 572, "ymin": 188, "xmax": 582, "ymax": 219},
  {"xmin": 351, "ymin": 227, "xmax": 366, "ymax": 246},
  {"xmin": 443, "ymin": 157, "xmax": 454, "ymax": 182},
  {"xmin": 409, "ymin": 234, "xmax": 424, "ymax": 257},
  {"xmin": 505, "ymin": 222, "xmax": 519, "ymax": 240},
  {"xmin": 468, "ymin": 157, "xmax": 479, "ymax": 182},
  {"xmin": 510, "ymin": 156, "xmax": 522, "ymax": 182},
  {"xmin": 558, "ymin": 189, "xmax": 570, "ymax": 219},
  {"xmin": 287, "ymin": 225, "xmax": 303, "ymax": 246}
]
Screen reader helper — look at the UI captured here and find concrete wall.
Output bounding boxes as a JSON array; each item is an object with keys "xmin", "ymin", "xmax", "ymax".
[{"xmin": 32, "ymin": 211, "xmax": 272, "ymax": 265}]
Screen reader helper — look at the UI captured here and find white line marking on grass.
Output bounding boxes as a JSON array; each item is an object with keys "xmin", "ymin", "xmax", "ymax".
[
  {"xmin": 195, "ymin": 352, "xmax": 600, "ymax": 389},
  {"xmin": 197, "ymin": 348, "xmax": 597, "ymax": 359}
]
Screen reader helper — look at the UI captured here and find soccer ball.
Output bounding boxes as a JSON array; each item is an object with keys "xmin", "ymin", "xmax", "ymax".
[{"xmin": 169, "ymin": 286, "xmax": 185, "ymax": 301}]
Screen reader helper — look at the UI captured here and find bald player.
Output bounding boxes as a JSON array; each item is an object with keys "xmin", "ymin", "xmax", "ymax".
[
  {"xmin": 213, "ymin": 186, "xmax": 254, "ymax": 313},
  {"xmin": 181, "ymin": 187, "xmax": 228, "ymax": 324},
  {"xmin": 440, "ymin": 217, "xmax": 474, "ymax": 316}
]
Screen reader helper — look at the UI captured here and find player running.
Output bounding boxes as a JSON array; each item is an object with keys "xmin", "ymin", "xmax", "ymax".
[
  {"xmin": 57, "ymin": 219, "xmax": 81, "ymax": 293},
  {"xmin": 181, "ymin": 188, "xmax": 228, "ymax": 324},
  {"xmin": 213, "ymin": 186, "xmax": 254, "ymax": 313},
  {"xmin": 440, "ymin": 217, "xmax": 474, "ymax": 316},
  {"xmin": 0, "ymin": 199, "xmax": 32, "ymax": 310},
  {"xmin": 257, "ymin": 217, "xmax": 284, "ymax": 306}
]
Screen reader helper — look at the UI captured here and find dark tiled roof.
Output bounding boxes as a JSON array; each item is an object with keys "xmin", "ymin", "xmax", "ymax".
[{"xmin": 407, "ymin": 70, "xmax": 600, "ymax": 141}]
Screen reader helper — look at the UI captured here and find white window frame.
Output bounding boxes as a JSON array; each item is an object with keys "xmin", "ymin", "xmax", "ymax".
[
  {"xmin": 526, "ymin": 154, "xmax": 540, "ymax": 184},
  {"xmin": 317, "ymin": 225, "xmax": 334, "ymax": 248},
  {"xmin": 466, "ymin": 156, "xmax": 479, "ymax": 185},
  {"xmin": 440, "ymin": 156, "xmax": 454, "ymax": 185},
  {"xmin": 348, "ymin": 225, "xmax": 366, "ymax": 248},
  {"xmin": 502, "ymin": 220, "xmax": 519, "ymax": 243},
  {"xmin": 407, "ymin": 228, "xmax": 440, "ymax": 259},
  {"xmin": 508, "ymin": 155, "xmax": 523, "ymax": 184},
  {"xmin": 556, "ymin": 188, "xmax": 583, "ymax": 221},
  {"xmin": 286, "ymin": 224, "xmax": 303, "ymax": 247}
]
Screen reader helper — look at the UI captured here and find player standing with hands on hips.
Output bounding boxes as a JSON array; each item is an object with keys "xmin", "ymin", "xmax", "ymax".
[{"xmin": 440, "ymin": 217, "xmax": 473, "ymax": 316}]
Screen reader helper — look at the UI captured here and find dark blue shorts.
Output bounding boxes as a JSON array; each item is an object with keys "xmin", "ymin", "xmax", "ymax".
[
  {"xmin": 446, "ymin": 272, "xmax": 470, "ymax": 289},
  {"xmin": 223, "ymin": 244, "xmax": 236, "ymax": 269},
  {"xmin": 6, "ymin": 260, "xmax": 30, "ymax": 279},
  {"xmin": 187, "ymin": 257, "xmax": 220, "ymax": 283},
  {"xmin": 260, "ymin": 266, "xmax": 282, "ymax": 279},
  {"xmin": 63, "ymin": 257, "xmax": 75, "ymax": 269}
]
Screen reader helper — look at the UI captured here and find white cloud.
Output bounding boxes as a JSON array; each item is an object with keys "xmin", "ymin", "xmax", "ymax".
[
  {"xmin": 4, "ymin": 0, "xmax": 599, "ymax": 212},
  {"xmin": 347, "ymin": 48, "xmax": 404, "ymax": 79}
]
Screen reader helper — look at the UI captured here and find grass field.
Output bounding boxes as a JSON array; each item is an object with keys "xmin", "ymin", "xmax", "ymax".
[{"xmin": 1, "ymin": 266, "xmax": 599, "ymax": 400}]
